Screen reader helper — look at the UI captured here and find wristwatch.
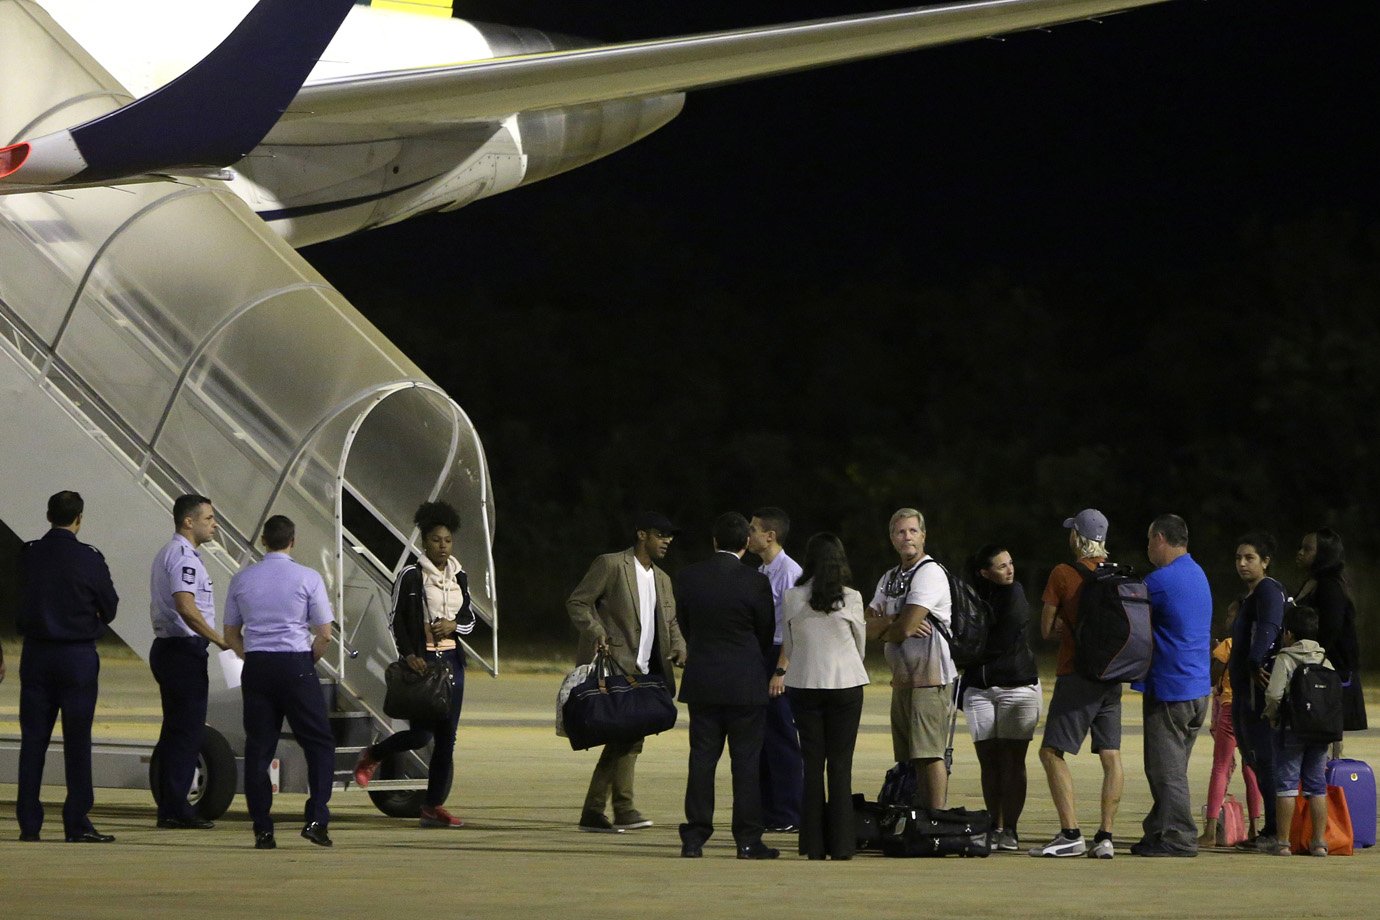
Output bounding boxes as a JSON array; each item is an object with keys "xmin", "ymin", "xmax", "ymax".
[{"xmin": 773, "ymin": 667, "xmax": 787, "ymax": 677}]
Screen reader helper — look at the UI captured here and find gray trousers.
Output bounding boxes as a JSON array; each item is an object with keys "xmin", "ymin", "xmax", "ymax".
[
  {"xmin": 583, "ymin": 738, "xmax": 643, "ymax": 816},
  {"xmin": 1141, "ymin": 691, "xmax": 1209, "ymax": 850}
]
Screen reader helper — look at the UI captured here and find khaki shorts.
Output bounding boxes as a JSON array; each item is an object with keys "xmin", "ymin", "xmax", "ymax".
[{"xmin": 891, "ymin": 684, "xmax": 951, "ymax": 761}]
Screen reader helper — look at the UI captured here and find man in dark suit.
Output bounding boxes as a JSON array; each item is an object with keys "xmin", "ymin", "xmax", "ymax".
[{"xmin": 676, "ymin": 512, "xmax": 778, "ymax": 859}]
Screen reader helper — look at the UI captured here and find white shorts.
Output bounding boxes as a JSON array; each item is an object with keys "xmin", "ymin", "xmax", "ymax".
[{"xmin": 963, "ymin": 681, "xmax": 1042, "ymax": 743}]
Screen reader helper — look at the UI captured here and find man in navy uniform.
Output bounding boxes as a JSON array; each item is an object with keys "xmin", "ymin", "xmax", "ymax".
[
  {"xmin": 149, "ymin": 494, "xmax": 229, "ymax": 829},
  {"xmin": 223, "ymin": 514, "xmax": 336, "ymax": 849},
  {"xmin": 16, "ymin": 491, "xmax": 119, "ymax": 842}
]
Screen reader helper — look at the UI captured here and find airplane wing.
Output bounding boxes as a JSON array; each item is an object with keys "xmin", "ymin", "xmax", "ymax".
[{"xmin": 270, "ymin": 0, "xmax": 1175, "ymax": 142}]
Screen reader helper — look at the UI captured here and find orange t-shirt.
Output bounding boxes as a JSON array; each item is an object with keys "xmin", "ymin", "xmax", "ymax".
[
  {"xmin": 1041, "ymin": 557, "xmax": 1105, "ymax": 677},
  {"xmin": 1212, "ymin": 637, "xmax": 1234, "ymax": 705}
]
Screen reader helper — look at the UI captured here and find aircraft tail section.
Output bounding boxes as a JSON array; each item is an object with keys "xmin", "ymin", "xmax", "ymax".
[{"xmin": 0, "ymin": 0, "xmax": 356, "ymax": 190}]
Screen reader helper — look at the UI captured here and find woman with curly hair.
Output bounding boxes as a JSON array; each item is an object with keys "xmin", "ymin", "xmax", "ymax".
[{"xmin": 352, "ymin": 500, "xmax": 476, "ymax": 828}]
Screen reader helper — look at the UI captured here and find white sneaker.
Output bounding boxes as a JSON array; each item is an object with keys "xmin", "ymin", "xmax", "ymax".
[
  {"xmin": 997, "ymin": 829, "xmax": 1020, "ymax": 852},
  {"xmin": 1028, "ymin": 833, "xmax": 1087, "ymax": 857},
  {"xmin": 1087, "ymin": 837, "xmax": 1115, "ymax": 859}
]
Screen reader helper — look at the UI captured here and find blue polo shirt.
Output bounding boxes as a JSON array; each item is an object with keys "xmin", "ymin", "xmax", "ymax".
[
  {"xmin": 1136, "ymin": 552, "xmax": 1213, "ymax": 702},
  {"xmin": 150, "ymin": 534, "xmax": 214, "ymax": 637},
  {"xmin": 223, "ymin": 552, "xmax": 334, "ymax": 653}
]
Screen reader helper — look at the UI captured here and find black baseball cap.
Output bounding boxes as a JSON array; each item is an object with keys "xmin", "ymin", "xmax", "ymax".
[{"xmin": 634, "ymin": 511, "xmax": 680, "ymax": 535}]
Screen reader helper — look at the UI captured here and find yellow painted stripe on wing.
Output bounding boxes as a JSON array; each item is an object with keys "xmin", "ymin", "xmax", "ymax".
[{"xmin": 372, "ymin": 0, "xmax": 452, "ymax": 16}]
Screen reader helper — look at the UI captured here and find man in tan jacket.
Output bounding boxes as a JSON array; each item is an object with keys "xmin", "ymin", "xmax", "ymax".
[{"xmin": 567, "ymin": 512, "xmax": 688, "ymax": 832}]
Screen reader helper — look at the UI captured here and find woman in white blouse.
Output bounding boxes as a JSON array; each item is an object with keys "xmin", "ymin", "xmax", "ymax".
[{"xmin": 769, "ymin": 533, "xmax": 869, "ymax": 860}]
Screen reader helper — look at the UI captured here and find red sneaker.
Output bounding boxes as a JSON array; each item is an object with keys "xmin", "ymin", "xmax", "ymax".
[
  {"xmin": 352, "ymin": 751, "xmax": 379, "ymax": 788},
  {"xmin": 419, "ymin": 805, "xmax": 463, "ymax": 828}
]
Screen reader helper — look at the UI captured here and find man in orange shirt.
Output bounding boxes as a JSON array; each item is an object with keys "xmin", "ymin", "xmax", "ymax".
[{"xmin": 1028, "ymin": 509, "xmax": 1123, "ymax": 859}]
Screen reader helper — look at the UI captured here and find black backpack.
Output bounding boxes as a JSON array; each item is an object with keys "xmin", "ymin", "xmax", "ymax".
[
  {"xmin": 1285, "ymin": 662, "xmax": 1344, "ymax": 744},
  {"xmin": 918, "ymin": 558, "xmax": 989, "ymax": 670},
  {"xmin": 1070, "ymin": 562, "xmax": 1153, "ymax": 683}
]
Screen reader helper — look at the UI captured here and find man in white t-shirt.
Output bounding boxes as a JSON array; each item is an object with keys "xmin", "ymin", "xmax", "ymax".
[{"xmin": 865, "ymin": 508, "xmax": 955, "ymax": 808}]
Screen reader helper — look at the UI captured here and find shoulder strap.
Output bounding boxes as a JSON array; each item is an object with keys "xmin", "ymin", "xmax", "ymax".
[{"xmin": 1067, "ymin": 560, "xmax": 1095, "ymax": 582}]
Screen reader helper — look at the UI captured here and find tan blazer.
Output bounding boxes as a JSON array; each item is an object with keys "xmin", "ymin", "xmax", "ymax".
[{"xmin": 567, "ymin": 548, "xmax": 686, "ymax": 695}]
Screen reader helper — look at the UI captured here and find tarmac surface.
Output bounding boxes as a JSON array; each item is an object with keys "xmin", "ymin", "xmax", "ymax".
[{"xmin": 1, "ymin": 654, "xmax": 1377, "ymax": 919}]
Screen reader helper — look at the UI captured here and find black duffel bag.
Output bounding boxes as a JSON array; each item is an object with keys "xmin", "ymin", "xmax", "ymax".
[
  {"xmin": 880, "ymin": 805, "xmax": 991, "ymax": 857},
  {"xmin": 563, "ymin": 650, "xmax": 677, "ymax": 751},
  {"xmin": 383, "ymin": 658, "xmax": 453, "ymax": 722}
]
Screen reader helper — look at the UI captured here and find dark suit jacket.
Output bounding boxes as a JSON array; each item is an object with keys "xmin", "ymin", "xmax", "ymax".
[{"xmin": 675, "ymin": 552, "xmax": 775, "ymax": 706}]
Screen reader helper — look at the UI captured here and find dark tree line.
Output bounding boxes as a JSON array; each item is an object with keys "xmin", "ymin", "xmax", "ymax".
[{"xmin": 310, "ymin": 210, "xmax": 1379, "ymax": 656}]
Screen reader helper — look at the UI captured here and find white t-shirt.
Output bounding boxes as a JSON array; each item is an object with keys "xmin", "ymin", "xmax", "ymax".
[
  {"xmin": 634, "ymin": 559, "xmax": 657, "ymax": 674},
  {"xmin": 870, "ymin": 556, "xmax": 955, "ymax": 688}
]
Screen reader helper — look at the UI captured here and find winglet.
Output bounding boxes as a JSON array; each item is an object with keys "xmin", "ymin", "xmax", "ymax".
[
  {"xmin": 0, "ymin": 0, "xmax": 356, "ymax": 188},
  {"xmin": 0, "ymin": 143, "xmax": 30, "ymax": 180}
]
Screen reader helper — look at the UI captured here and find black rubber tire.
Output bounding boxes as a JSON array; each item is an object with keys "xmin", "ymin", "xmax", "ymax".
[
  {"xmin": 148, "ymin": 725, "xmax": 238, "ymax": 820},
  {"xmin": 367, "ymin": 753, "xmax": 452, "ymax": 819}
]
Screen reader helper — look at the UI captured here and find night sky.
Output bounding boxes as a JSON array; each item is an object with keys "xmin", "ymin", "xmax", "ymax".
[{"xmin": 302, "ymin": 1, "xmax": 1380, "ymax": 636}]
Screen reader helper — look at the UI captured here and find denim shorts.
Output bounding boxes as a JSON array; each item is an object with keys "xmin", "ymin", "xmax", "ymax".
[{"xmin": 1272, "ymin": 729, "xmax": 1328, "ymax": 797}]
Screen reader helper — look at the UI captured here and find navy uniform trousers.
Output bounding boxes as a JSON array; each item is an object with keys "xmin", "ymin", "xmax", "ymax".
[
  {"xmin": 149, "ymin": 636, "xmax": 209, "ymax": 821},
  {"xmin": 760, "ymin": 643, "xmax": 804, "ymax": 827},
  {"xmin": 242, "ymin": 651, "xmax": 335, "ymax": 833},
  {"xmin": 17, "ymin": 639, "xmax": 100, "ymax": 838}
]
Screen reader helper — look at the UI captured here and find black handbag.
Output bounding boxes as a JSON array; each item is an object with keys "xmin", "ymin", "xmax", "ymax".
[
  {"xmin": 562, "ymin": 650, "xmax": 677, "ymax": 751},
  {"xmin": 383, "ymin": 658, "xmax": 453, "ymax": 722}
]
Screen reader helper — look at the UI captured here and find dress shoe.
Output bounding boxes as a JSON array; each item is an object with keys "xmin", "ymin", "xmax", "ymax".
[
  {"xmin": 301, "ymin": 822, "xmax": 332, "ymax": 847},
  {"xmin": 158, "ymin": 816, "xmax": 215, "ymax": 830},
  {"xmin": 765, "ymin": 824, "xmax": 799, "ymax": 834},
  {"xmin": 737, "ymin": 842, "xmax": 780, "ymax": 860},
  {"xmin": 254, "ymin": 832, "xmax": 277, "ymax": 850},
  {"xmin": 680, "ymin": 843, "xmax": 703, "ymax": 858},
  {"xmin": 66, "ymin": 830, "xmax": 116, "ymax": 843},
  {"xmin": 1132, "ymin": 842, "xmax": 1197, "ymax": 857},
  {"xmin": 19, "ymin": 832, "xmax": 41, "ymax": 842}
]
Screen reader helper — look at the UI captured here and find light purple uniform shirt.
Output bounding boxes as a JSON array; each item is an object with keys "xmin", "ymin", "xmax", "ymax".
[
  {"xmin": 150, "ymin": 534, "xmax": 214, "ymax": 638},
  {"xmin": 223, "ymin": 552, "xmax": 333, "ymax": 653},
  {"xmin": 760, "ymin": 550, "xmax": 803, "ymax": 646}
]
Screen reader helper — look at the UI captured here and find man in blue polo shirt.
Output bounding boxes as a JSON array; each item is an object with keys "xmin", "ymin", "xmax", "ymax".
[
  {"xmin": 1131, "ymin": 513, "xmax": 1212, "ymax": 857},
  {"xmin": 224, "ymin": 514, "xmax": 336, "ymax": 849},
  {"xmin": 149, "ymin": 493, "xmax": 228, "ymax": 830}
]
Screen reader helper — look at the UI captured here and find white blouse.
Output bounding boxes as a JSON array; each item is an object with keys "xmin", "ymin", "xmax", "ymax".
[{"xmin": 781, "ymin": 583, "xmax": 869, "ymax": 690}]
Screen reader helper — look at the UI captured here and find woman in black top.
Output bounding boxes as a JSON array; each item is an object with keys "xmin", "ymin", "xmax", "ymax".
[
  {"xmin": 352, "ymin": 501, "xmax": 476, "ymax": 827},
  {"xmin": 1296, "ymin": 528, "xmax": 1366, "ymax": 742},
  {"xmin": 961, "ymin": 543, "xmax": 1040, "ymax": 852}
]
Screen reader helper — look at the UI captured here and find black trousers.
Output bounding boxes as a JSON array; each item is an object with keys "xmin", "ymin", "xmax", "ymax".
[
  {"xmin": 242, "ymin": 652, "xmax": 335, "ymax": 834},
  {"xmin": 149, "ymin": 636, "xmax": 209, "ymax": 821},
  {"xmin": 790, "ymin": 685, "xmax": 865, "ymax": 859},
  {"xmin": 681, "ymin": 703, "xmax": 766, "ymax": 848},
  {"xmin": 17, "ymin": 639, "xmax": 99, "ymax": 837}
]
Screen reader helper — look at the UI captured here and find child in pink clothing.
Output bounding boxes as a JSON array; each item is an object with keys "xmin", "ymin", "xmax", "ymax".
[{"xmin": 1200, "ymin": 604, "xmax": 1264, "ymax": 846}]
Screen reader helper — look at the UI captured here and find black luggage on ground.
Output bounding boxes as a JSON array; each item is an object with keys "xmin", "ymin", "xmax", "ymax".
[
  {"xmin": 879, "ymin": 805, "xmax": 992, "ymax": 857},
  {"xmin": 853, "ymin": 794, "xmax": 885, "ymax": 851}
]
